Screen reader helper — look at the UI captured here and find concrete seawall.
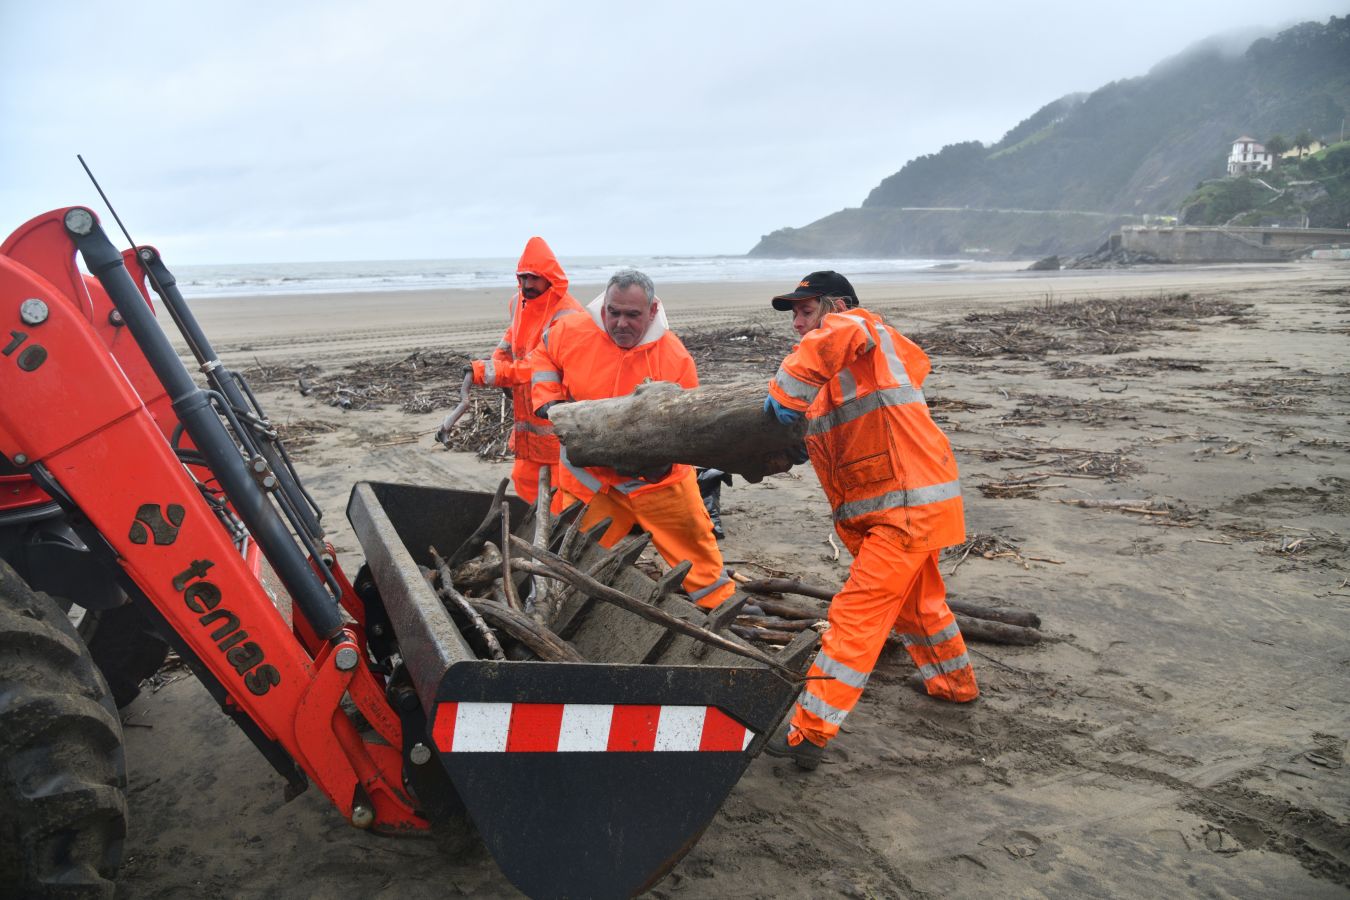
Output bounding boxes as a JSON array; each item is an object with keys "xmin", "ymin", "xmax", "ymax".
[{"xmin": 1116, "ymin": 226, "xmax": 1350, "ymax": 262}]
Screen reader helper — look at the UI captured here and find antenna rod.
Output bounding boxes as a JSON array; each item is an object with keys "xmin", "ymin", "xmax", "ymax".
[{"xmin": 77, "ymin": 154, "xmax": 139, "ymax": 251}]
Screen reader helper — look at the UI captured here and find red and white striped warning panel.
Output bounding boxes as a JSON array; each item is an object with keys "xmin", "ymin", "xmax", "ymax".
[{"xmin": 431, "ymin": 702, "xmax": 757, "ymax": 753}]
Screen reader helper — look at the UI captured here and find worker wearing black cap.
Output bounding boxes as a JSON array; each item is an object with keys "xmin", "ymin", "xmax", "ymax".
[{"xmin": 762, "ymin": 271, "xmax": 978, "ymax": 771}]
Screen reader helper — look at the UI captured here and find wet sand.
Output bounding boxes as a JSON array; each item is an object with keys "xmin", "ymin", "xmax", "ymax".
[{"xmin": 122, "ymin": 260, "xmax": 1350, "ymax": 898}]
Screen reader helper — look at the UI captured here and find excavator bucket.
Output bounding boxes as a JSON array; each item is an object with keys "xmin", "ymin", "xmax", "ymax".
[{"xmin": 348, "ymin": 481, "xmax": 815, "ymax": 899}]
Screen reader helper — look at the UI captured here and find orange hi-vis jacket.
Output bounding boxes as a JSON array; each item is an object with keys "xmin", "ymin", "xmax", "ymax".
[
  {"xmin": 767, "ymin": 306, "xmax": 965, "ymax": 551},
  {"xmin": 529, "ymin": 295, "xmax": 698, "ymax": 500},
  {"xmin": 471, "ymin": 237, "xmax": 584, "ymax": 464}
]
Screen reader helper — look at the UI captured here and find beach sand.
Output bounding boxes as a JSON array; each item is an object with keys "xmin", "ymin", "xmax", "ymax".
[{"xmin": 120, "ymin": 260, "xmax": 1349, "ymax": 898}]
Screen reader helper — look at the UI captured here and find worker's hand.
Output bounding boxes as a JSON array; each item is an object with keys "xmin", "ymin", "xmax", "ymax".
[
  {"xmin": 764, "ymin": 394, "xmax": 804, "ymax": 425},
  {"xmin": 787, "ymin": 443, "xmax": 810, "ymax": 465},
  {"xmin": 535, "ymin": 400, "xmax": 568, "ymax": 420},
  {"xmin": 636, "ymin": 464, "xmax": 673, "ymax": 483},
  {"xmin": 434, "ymin": 415, "xmax": 456, "ymax": 446}
]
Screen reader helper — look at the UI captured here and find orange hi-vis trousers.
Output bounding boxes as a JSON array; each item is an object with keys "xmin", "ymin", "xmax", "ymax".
[
  {"xmin": 791, "ymin": 529, "xmax": 978, "ymax": 747},
  {"xmin": 576, "ymin": 470, "xmax": 735, "ymax": 609},
  {"xmin": 512, "ymin": 457, "xmax": 548, "ymax": 505},
  {"xmin": 511, "ymin": 458, "xmax": 574, "ymax": 513}
]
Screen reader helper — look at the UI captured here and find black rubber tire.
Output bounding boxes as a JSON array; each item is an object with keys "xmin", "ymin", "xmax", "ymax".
[
  {"xmin": 0, "ymin": 558, "xmax": 127, "ymax": 899},
  {"xmin": 83, "ymin": 602, "xmax": 171, "ymax": 709}
]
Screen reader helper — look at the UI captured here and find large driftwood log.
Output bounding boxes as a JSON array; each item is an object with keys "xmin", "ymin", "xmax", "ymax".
[
  {"xmin": 549, "ymin": 381, "xmax": 807, "ymax": 482},
  {"xmin": 740, "ymin": 577, "xmax": 1042, "ymax": 630}
]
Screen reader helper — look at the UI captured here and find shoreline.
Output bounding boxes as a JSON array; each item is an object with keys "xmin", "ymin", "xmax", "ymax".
[{"xmin": 177, "ymin": 260, "xmax": 1345, "ymax": 365}]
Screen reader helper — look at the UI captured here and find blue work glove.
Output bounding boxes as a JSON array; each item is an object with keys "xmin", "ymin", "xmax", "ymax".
[{"xmin": 764, "ymin": 394, "xmax": 804, "ymax": 425}]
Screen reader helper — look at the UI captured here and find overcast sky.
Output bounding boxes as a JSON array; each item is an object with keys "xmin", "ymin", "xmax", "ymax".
[{"xmin": 2, "ymin": 1, "xmax": 1345, "ymax": 263}]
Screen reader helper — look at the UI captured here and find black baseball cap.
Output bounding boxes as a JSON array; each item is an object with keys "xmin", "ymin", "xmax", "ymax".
[{"xmin": 771, "ymin": 270, "xmax": 858, "ymax": 311}]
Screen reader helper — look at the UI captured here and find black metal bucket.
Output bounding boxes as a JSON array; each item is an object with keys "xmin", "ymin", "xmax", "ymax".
[{"xmin": 347, "ymin": 481, "xmax": 806, "ymax": 899}]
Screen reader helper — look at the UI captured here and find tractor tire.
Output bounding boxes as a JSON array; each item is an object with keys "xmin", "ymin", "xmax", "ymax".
[
  {"xmin": 83, "ymin": 602, "xmax": 171, "ymax": 709},
  {"xmin": 0, "ymin": 558, "xmax": 127, "ymax": 899}
]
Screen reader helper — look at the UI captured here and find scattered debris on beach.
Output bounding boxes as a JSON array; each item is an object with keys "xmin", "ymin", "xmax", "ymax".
[
  {"xmin": 911, "ymin": 293, "xmax": 1255, "ymax": 362},
  {"xmin": 273, "ymin": 418, "xmax": 340, "ymax": 451},
  {"xmin": 998, "ymin": 393, "xmax": 1135, "ymax": 428},
  {"xmin": 682, "ymin": 324, "xmax": 796, "ymax": 370},
  {"xmin": 242, "ymin": 350, "xmax": 514, "ymax": 457},
  {"xmin": 942, "ymin": 531, "xmax": 1036, "ymax": 573},
  {"xmin": 437, "ymin": 395, "xmax": 513, "ymax": 459}
]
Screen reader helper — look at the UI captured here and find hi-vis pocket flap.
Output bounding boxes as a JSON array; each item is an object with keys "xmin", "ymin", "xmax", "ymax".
[{"xmin": 840, "ymin": 452, "xmax": 894, "ymax": 486}]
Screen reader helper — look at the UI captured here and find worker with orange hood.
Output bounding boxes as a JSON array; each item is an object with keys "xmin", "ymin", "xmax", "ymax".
[
  {"xmin": 761, "ymin": 271, "xmax": 978, "ymax": 772},
  {"xmin": 448, "ymin": 237, "xmax": 583, "ymax": 504},
  {"xmin": 529, "ymin": 269, "xmax": 735, "ymax": 610}
]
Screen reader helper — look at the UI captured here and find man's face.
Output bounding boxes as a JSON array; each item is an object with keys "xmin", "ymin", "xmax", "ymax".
[
  {"xmin": 791, "ymin": 297, "xmax": 827, "ymax": 337},
  {"xmin": 518, "ymin": 273, "xmax": 551, "ymax": 300},
  {"xmin": 603, "ymin": 284, "xmax": 657, "ymax": 349}
]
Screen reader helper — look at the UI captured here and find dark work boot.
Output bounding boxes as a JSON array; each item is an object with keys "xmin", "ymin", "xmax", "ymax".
[
  {"xmin": 907, "ymin": 671, "xmax": 980, "ymax": 703},
  {"xmin": 696, "ymin": 468, "xmax": 730, "ymax": 539},
  {"xmin": 763, "ymin": 724, "xmax": 826, "ymax": 771}
]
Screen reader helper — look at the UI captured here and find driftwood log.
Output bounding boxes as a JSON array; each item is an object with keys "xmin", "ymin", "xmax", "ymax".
[
  {"xmin": 549, "ymin": 381, "xmax": 807, "ymax": 482},
  {"xmin": 949, "ymin": 616, "xmax": 1043, "ymax": 646},
  {"xmin": 740, "ymin": 577, "xmax": 1042, "ymax": 630}
]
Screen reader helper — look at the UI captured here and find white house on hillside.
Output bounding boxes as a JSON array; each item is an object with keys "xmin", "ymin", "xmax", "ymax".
[{"xmin": 1227, "ymin": 136, "xmax": 1272, "ymax": 176}]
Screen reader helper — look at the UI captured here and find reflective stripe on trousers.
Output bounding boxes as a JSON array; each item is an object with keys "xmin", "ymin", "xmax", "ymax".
[
  {"xmin": 688, "ymin": 572, "xmax": 732, "ymax": 604},
  {"xmin": 796, "ymin": 689, "xmax": 849, "ymax": 726},
  {"xmin": 813, "ymin": 650, "xmax": 870, "ymax": 689}
]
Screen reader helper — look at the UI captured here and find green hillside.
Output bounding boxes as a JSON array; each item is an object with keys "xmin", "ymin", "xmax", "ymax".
[
  {"xmin": 751, "ymin": 15, "xmax": 1350, "ymax": 258},
  {"xmin": 1180, "ymin": 141, "xmax": 1350, "ymax": 227}
]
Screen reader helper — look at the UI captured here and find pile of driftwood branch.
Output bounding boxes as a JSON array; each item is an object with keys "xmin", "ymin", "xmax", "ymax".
[
  {"xmin": 438, "ymin": 393, "xmax": 513, "ymax": 458},
  {"xmin": 731, "ymin": 577, "xmax": 1046, "ymax": 647},
  {"xmin": 681, "ymin": 324, "xmax": 796, "ymax": 371},
  {"xmin": 272, "ymin": 418, "xmax": 340, "ymax": 451},
  {"xmin": 908, "ymin": 293, "xmax": 1255, "ymax": 362},
  {"xmin": 998, "ymin": 393, "xmax": 1133, "ymax": 428},
  {"xmin": 962, "ymin": 293, "xmax": 1252, "ymax": 332},
  {"xmin": 420, "ymin": 471, "xmax": 803, "ymax": 679},
  {"xmin": 243, "ymin": 348, "xmax": 497, "ymax": 414}
]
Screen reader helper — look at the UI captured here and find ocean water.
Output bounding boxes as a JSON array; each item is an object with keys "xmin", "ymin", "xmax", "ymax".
[{"xmin": 170, "ymin": 255, "xmax": 950, "ymax": 299}]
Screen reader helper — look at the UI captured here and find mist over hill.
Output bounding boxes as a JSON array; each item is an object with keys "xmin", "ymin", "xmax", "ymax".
[{"xmin": 750, "ymin": 15, "xmax": 1350, "ymax": 259}]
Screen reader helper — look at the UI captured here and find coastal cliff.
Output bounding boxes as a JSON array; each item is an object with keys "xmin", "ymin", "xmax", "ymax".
[{"xmin": 751, "ymin": 15, "xmax": 1350, "ymax": 258}]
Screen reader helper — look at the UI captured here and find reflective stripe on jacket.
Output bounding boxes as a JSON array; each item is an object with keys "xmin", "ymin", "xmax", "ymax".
[
  {"xmin": 470, "ymin": 237, "xmax": 583, "ymax": 463},
  {"xmin": 767, "ymin": 306, "xmax": 964, "ymax": 551},
  {"xmin": 529, "ymin": 294, "xmax": 698, "ymax": 499}
]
